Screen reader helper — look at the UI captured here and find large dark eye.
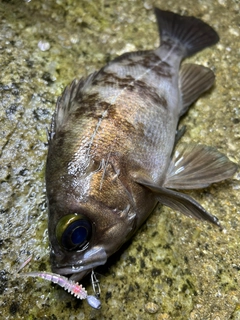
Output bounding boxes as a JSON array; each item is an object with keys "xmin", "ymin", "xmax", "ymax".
[{"xmin": 55, "ymin": 214, "xmax": 92, "ymax": 251}]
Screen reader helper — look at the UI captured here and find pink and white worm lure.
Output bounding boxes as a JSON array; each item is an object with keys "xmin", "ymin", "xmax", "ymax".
[
  {"xmin": 20, "ymin": 271, "xmax": 88, "ymax": 299},
  {"xmin": 17, "ymin": 255, "xmax": 33, "ymax": 273},
  {"xmin": 20, "ymin": 271, "xmax": 101, "ymax": 309},
  {"xmin": 18, "ymin": 257, "xmax": 101, "ymax": 309}
]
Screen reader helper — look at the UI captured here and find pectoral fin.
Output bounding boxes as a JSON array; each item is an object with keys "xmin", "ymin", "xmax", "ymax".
[
  {"xmin": 164, "ymin": 143, "xmax": 238, "ymax": 189},
  {"xmin": 136, "ymin": 178, "xmax": 221, "ymax": 227}
]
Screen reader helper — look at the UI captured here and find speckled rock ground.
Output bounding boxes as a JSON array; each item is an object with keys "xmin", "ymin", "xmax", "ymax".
[{"xmin": 0, "ymin": 1, "xmax": 239, "ymax": 319}]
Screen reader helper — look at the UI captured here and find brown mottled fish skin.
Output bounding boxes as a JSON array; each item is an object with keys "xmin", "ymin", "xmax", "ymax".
[{"xmin": 46, "ymin": 8, "xmax": 238, "ymax": 281}]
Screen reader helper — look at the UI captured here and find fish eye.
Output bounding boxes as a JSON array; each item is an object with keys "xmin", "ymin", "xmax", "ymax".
[{"xmin": 55, "ymin": 214, "xmax": 92, "ymax": 251}]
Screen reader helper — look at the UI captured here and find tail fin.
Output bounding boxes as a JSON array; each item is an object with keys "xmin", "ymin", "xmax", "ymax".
[{"xmin": 154, "ymin": 8, "xmax": 219, "ymax": 58}]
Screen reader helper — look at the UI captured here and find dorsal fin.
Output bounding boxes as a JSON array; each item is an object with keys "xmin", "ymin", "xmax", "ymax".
[{"xmin": 49, "ymin": 72, "xmax": 98, "ymax": 140}]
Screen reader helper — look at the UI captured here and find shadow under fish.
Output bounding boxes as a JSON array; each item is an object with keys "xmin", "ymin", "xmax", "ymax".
[{"xmin": 22, "ymin": 7, "xmax": 238, "ymax": 308}]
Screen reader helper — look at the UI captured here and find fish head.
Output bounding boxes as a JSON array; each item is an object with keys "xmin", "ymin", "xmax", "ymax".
[{"xmin": 46, "ymin": 156, "xmax": 141, "ymax": 281}]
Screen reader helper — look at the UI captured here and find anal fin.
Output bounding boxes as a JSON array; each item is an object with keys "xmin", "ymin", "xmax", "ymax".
[{"xmin": 179, "ymin": 64, "xmax": 215, "ymax": 116}]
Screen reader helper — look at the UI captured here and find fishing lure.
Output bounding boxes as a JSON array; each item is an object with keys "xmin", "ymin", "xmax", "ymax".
[
  {"xmin": 18, "ymin": 256, "xmax": 101, "ymax": 309},
  {"xmin": 17, "ymin": 255, "xmax": 33, "ymax": 273},
  {"xmin": 20, "ymin": 271, "xmax": 101, "ymax": 309},
  {"xmin": 21, "ymin": 271, "xmax": 88, "ymax": 299}
]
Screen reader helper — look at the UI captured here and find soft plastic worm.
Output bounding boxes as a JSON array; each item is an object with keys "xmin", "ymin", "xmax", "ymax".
[
  {"xmin": 17, "ymin": 255, "xmax": 33, "ymax": 273},
  {"xmin": 18, "ymin": 257, "xmax": 101, "ymax": 308},
  {"xmin": 20, "ymin": 271, "xmax": 88, "ymax": 300}
]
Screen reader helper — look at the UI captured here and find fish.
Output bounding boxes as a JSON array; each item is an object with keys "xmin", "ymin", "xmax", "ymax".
[{"xmin": 45, "ymin": 8, "xmax": 238, "ymax": 283}]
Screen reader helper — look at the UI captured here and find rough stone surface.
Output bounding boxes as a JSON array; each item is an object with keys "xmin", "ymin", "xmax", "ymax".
[{"xmin": 0, "ymin": 0, "xmax": 239, "ymax": 319}]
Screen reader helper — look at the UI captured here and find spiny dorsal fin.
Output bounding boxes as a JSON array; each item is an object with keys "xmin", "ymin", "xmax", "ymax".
[{"xmin": 49, "ymin": 72, "xmax": 98, "ymax": 139}]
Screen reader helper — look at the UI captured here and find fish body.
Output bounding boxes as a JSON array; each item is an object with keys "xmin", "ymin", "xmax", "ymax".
[{"xmin": 46, "ymin": 8, "xmax": 237, "ymax": 281}]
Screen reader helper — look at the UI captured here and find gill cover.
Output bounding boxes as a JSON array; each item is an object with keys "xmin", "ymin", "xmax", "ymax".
[{"xmin": 56, "ymin": 214, "xmax": 92, "ymax": 251}]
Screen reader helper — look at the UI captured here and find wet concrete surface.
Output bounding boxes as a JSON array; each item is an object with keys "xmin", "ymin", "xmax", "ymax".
[{"xmin": 0, "ymin": 0, "xmax": 239, "ymax": 319}]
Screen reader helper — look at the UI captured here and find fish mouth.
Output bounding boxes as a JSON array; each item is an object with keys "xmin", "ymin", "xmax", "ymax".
[
  {"xmin": 51, "ymin": 246, "xmax": 108, "ymax": 280},
  {"xmin": 52, "ymin": 265, "xmax": 90, "ymax": 282}
]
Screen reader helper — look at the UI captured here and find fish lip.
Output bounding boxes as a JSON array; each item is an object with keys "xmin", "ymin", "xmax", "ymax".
[
  {"xmin": 52, "ymin": 264, "xmax": 91, "ymax": 275},
  {"xmin": 51, "ymin": 264, "xmax": 90, "ymax": 282},
  {"xmin": 51, "ymin": 245, "xmax": 108, "ymax": 276}
]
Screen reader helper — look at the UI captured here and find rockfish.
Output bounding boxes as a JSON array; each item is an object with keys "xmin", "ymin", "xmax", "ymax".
[{"xmin": 46, "ymin": 8, "xmax": 237, "ymax": 281}]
